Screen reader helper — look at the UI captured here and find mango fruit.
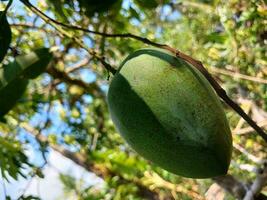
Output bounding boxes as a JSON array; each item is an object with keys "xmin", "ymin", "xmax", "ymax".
[{"xmin": 107, "ymin": 48, "xmax": 232, "ymax": 178}]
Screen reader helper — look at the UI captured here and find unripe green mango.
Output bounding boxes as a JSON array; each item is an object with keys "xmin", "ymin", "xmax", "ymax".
[{"xmin": 107, "ymin": 48, "xmax": 232, "ymax": 178}]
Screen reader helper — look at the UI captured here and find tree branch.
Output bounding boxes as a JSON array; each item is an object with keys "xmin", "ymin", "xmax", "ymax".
[
  {"xmin": 243, "ymin": 162, "xmax": 267, "ymax": 200},
  {"xmin": 213, "ymin": 175, "xmax": 247, "ymax": 199},
  {"xmin": 19, "ymin": 0, "xmax": 267, "ymax": 142},
  {"xmin": 233, "ymin": 121, "xmax": 267, "ymax": 135},
  {"xmin": 20, "ymin": 0, "xmax": 117, "ymax": 75},
  {"xmin": 213, "ymin": 162, "xmax": 267, "ymax": 200},
  {"xmin": 46, "ymin": 65, "xmax": 104, "ymax": 98},
  {"xmin": 172, "ymin": 50, "xmax": 267, "ymax": 142},
  {"xmin": 210, "ymin": 67, "xmax": 267, "ymax": 85}
]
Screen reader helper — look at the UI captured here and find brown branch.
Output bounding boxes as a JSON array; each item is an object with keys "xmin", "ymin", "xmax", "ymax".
[
  {"xmin": 233, "ymin": 142, "xmax": 262, "ymax": 163},
  {"xmin": 15, "ymin": 1, "xmax": 267, "ymax": 199},
  {"xmin": 19, "ymin": 0, "xmax": 167, "ymax": 48},
  {"xmin": 233, "ymin": 121, "xmax": 267, "ymax": 135},
  {"xmin": 173, "ymin": 50, "xmax": 267, "ymax": 142},
  {"xmin": 144, "ymin": 171, "xmax": 205, "ymax": 200},
  {"xmin": 213, "ymin": 175, "xmax": 247, "ymax": 199},
  {"xmin": 65, "ymin": 58, "xmax": 90, "ymax": 73},
  {"xmin": 243, "ymin": 162, "xmax": 267, "ymax": 200},
  {"xmin": 213, "ymin": 164, "xmax": 267, "ymax": 200},
  {"xmin": 10, "ymin": 23, "xmax": 42, "ymax": 29},
  {"xmin": 19, "ymin": 0, "xmax": 267, "ymax": 142},
  {"xmin": 205, "ymin": 183, "xmax": 225, "ymax": 200},
  {"xmin": 20, "ymin": 0, "xmax": 117, "ymax": 75},
  {"xmin": 210, "ymin": 67, "xmax": 267, "ymax": 84},
  {"xmin": 46, "ymin": 66, "xmax": 104, "ymax": 98}
]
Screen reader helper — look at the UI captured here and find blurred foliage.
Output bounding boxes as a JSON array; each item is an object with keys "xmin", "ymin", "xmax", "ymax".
[
  {"xmin": 0, "ymin": 0, "xmax": 266, "ymax": 199},
  {"xmin": 0, "ymin": 136, "xmax": 29, "ymax": 180},
  {"xmin": 0, "ymin": 11, "xmax": 11, "ymax": 62}
]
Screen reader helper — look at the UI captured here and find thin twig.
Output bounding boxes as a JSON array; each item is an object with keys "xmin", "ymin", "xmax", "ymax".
[
  {"xmin": 243, "ymin": 162, "xmax": 267, "ymax": 200},
  {"xmin": 233, "ymin": 121, "xmax": 267, "ymax": 135},
  {"xmin": 19, "ymin": 0, "xmax": 267, "ymax": 142},
  {"xmin": 65, "ymin": 58, "xmax": 90, "ymax": 73},
  {"xmin": 213, "ymin": 175, "xmax": 247, "ymax": 199},
  {"xmin": 210, "ymin": 67, "xmax": 267, "ymax": 84},
  {"xmin": 4, "ymin": 0, "xmax": 13, "ymax": 13},
  {"xmin": 143, "ymin": 171, "xmax": 205, "ymax": 200},
  {"xmin": 46, "ymin": 65, "xmax": 104, "ymax": 98},
  {"xmin": 233, "ymin": 101, "xmax": 252, "ymax": 134},
  {"xmin": 233, "ymin": 142, "xmax": 262, "ymax": 163},
  {"xmin": 173, "ymin": 50, "xmax": 267, "ymax": 142},
  {"xmin": 20, "ymin": 0, "xmax": 117, "ymax": 75}
]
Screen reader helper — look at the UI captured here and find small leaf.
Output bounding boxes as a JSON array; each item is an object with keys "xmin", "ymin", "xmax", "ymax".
[
  {"xmin": 205, "ymin": 32, "xmax": 227, "ymax": 44},
  {"xmin": 21, "ymin": 48, "xmax": 53, "ymax": 79},
  {"xmin": 129, "ymin": 6, "xmax": 140, "ymax": 20},
  {"xmin": 0, "ymin": 48, "xmax": 52, "ymax": 90},
  {"xmin": 0, "ymin": 44, "xmax": 51, "ymax": 119},
  {"xmin": 46, "ymin": 0, "xmax": 69, "ymax": 21},
  {"xmin": 0, "ymin": 137, "xmax": 30, "ymax": 181},
  {"xmin": 0, "ymin": 78, "xmax": 28, "ymax": 117},
  {"xmin": 0, "ymin": 11, "xmax": 12, "ymax": 63},
  {"xmin": 134, "ymin": 0, "xmax": 158, "ymax": 9}
]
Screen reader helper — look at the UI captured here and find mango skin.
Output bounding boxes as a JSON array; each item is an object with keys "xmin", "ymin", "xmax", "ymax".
[{"xmin": 107, "ymin": 48, "xmax": 232, "ymax": 178}]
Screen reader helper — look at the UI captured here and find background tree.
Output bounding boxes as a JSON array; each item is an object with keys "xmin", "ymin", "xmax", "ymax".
[{"xmin": 0, "ymin": 0, "xmax": 266, "ymax": 199}]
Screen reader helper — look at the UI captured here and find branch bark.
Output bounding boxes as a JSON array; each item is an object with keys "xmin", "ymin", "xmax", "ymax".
[
  {"xmin": 20, "ymin": 0, "xmax": 117, "ymax": 75},
  {"xmin": 213, "ymin": 164, "xmax": 267, "ymax": 200},
  {"xmin": 210, "ymin": 67, "xmax": 267, "ymax": 85},
  {"xmin": 46, "ymin": 65, "xmax": 104, "ymax": 98},
  {"xmin": 243, "ymin": 162, "xmax": 267, "ymax": 200},
  {"xmin": 213, "ymin": 175, "xmax": 247, "ymax": 199}
]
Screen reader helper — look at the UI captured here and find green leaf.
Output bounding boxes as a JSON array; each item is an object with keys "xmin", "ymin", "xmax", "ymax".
[
  {"xmin": 21, "ymin": 48, "xmax": 53, "ymax": 79},
  {"xmin": 46, "ymin": 0, "xmax": 70, "ymax": 22},
  {"xmin": 129, "ymin": 6, "xmax": 140, "ymax": 20},
  {"xmin": 0, "ymin": 78, "xmax": 28, "ymax": 117},
  {"xmin": 134, "ymin": 0, "xmax": 158, "ymax": 9},
  {"xmin": 0, "ymin": 136, "xmax": 29, "ymax": 180},
  {"xmin": 0, "ymin": 48, "xmax": 52, "ymax": 90},
  {"xmin": 0, "ymin": 11, "xmax": 12, "ymax": 63},
  {"xmin": 0, "ymin": 48, "xmax": 51, "ymax": 118},
  {"xmin": 205, "ymin": 32, "xmax": 227, "ymax": 44}
]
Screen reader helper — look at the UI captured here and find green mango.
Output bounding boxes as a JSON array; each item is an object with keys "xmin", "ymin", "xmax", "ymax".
[{"xmin": 107, "ymin": 48, "xmax": 232, "ymax": 178}]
